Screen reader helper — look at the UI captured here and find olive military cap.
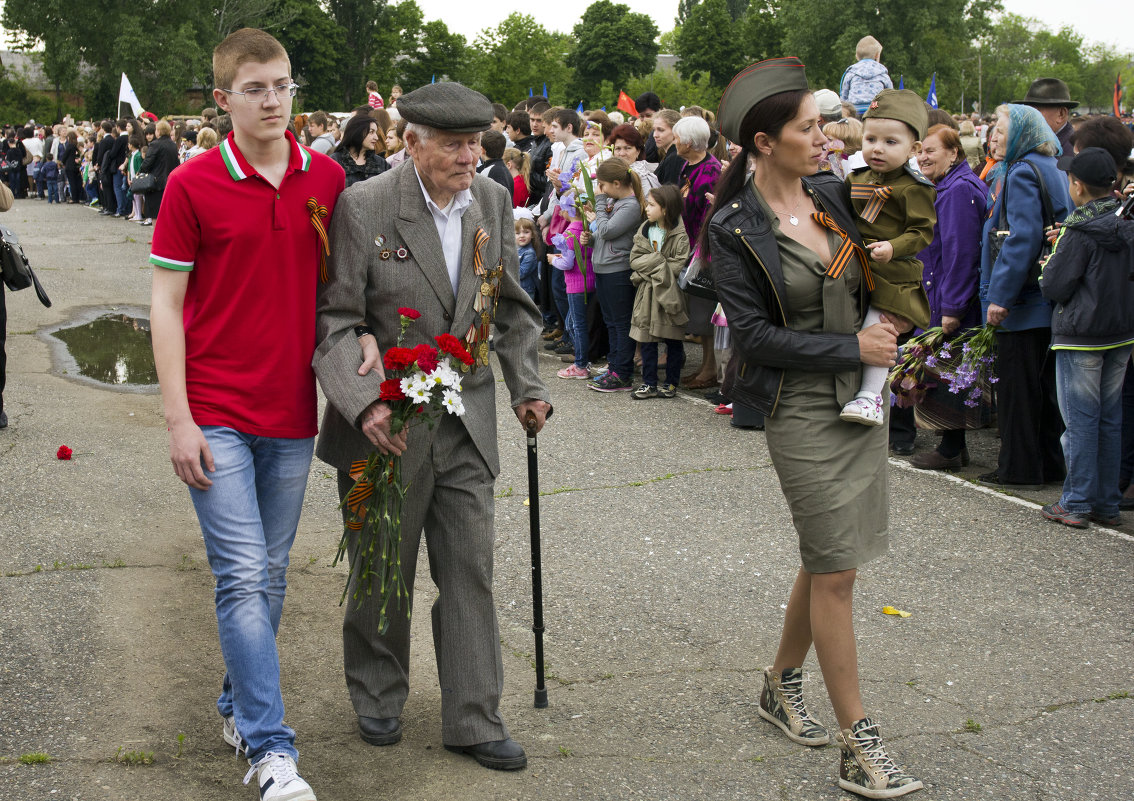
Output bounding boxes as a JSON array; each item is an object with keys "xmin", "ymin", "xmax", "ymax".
[
  {"xmin": 717, "ymin": 57, "xmax": 810, "ymax": 144},
  {"xmin": 863, "ymin": 89, "xmax": 929, "ymax": 140}
]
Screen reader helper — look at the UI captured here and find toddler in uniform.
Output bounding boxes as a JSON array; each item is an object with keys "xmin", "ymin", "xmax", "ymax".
[{"xmin": 841, "ymin": 89, "xmax": 937, "ymax": 426}]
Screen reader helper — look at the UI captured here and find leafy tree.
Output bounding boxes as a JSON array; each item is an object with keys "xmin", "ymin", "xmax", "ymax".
[
  {"xmin": 398, "ymin": 20, "xmax": 467, "ymax": 91},
  {"xmin": 467, "ymin": 14, "xmax": 572, "ymax": 108},
  {"xmin": 741, "ymin": 0, "xmax": 785, "ymax": 64},
  {"xmin": 568, "ymin": 0, "xmax": 659, "ymax": 107},
  {"xmin": 624, "ymin": 67, "xmax": 722, "ymax": 110},
  {"xmin": 675, "ymin": 0, "xmax": 746, "ymax": 88},
  {"xmin": 274, "ymin": 0, "xmax": 349, "ymax": 111},
  {"xmin": 327, "ymin": 0, "xmax": 388, "ymax": 108},
  {"xmin": 369, "ymin": 1, "xmax": 425, "ymax": 97}
]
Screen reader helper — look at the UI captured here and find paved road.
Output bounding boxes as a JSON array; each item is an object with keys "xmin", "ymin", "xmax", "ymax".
[{"xmin": 1, "ymin": 198, "xmax": 1131, "ymax": 801}]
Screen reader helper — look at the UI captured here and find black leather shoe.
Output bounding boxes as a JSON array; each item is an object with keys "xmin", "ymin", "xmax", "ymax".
[
  {"xmin": 0, "ymin": 411, "xmax": 7, "ymax": 429},
  {"xmin": 444, "ymin": 738, "xmax": 527, "ymax": 770},
  {"xmin": 358, "ymin": 716, "xmax": 402, "ymax": 746},
  {"xmin": 890, "ymin": 442, "xmax": 915, "ymax": 456}
]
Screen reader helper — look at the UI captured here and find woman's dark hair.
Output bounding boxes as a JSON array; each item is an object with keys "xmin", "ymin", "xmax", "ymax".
[
  {"xmin": 128, "ymin": 131, "xmax": 146, "ymax": 150},
  {"xmin": 144, "ymin": 123, "xmax": 156, "ymax": 138},
  {"xmin": 1070, "ymin": 115, "xmax": 1134, "ymax": 178},
  {"xmin": 697, "ymin": 88, "xmax": 811, "ymax": 258},
  {"xmin": 926, "ymin": 108, "xmax": 958, "ymax": 131},
  {"xmin": 607, "ymin": 123, "xmax": 644, "ymax": 154},
  {"xmin": 648, "ymin": 184, "xmax": 683, "ymax": 231},
  {"xmin": 340, "ymin": 114, "xmax": 377, "ymax": 156}
]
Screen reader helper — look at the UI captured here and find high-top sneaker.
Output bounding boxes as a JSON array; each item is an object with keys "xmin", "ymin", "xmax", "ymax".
[
  {"xmin": 757, "ymin": 666, "xmax": 830, "ymax": 746},
  {"xmin": 836, "ymin": 717, "xmax": 923, "ymax": 798}
]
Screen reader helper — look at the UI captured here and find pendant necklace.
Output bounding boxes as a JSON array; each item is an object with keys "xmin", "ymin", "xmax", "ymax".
[{"xmin": 772, "ymin": 192, "xmax": 805, "ymax": 226}]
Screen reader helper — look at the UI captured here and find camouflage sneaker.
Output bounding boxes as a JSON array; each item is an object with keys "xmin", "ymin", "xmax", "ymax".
[
  {"xmin": 758, "ymin": 666, "xmax": 830, "ymax": 746},
  {"xmin": 836, "ymin": 717, "xmax": 923, "ymax": 798}
]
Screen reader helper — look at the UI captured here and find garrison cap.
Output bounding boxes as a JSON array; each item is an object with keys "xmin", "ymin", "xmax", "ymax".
[
  {"xmin": 396, "ymin": 82, "xmax": 494, "ymax": 134},
  {"xmin": 717, "ymin": 57, "xmax": 809, "ymax": 144},
  {"xmin": 863, "ymin": 88, "xmax": 928, "ymax": 140}
]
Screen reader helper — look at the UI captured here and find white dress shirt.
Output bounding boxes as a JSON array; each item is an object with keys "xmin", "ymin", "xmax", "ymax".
[{"xmin": 414, "ymin": 166, "xmax": 472, "ymax": 296}]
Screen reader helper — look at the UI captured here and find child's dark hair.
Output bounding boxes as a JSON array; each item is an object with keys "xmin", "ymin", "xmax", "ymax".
[
  {"xmin": 648, "ymin": 185, "xmax": 683, "ymax": 231},
  {"xmin": 697, "ymin": 88, "xmax": 811, "ymax": 258},
  {"xmin": 481, "ymin": 130, "xmax": 506, "ymax": 160},
  {"xmin": 551, "ymin": 108, "xmax": 582, "ymax": 137},
  {"xmin": 515, "ymin": 216, "xmax": 545, "ymax": 262},
  {"xmin": 595, "ymin": 157, "xmax": 644, "ymax": 212}
]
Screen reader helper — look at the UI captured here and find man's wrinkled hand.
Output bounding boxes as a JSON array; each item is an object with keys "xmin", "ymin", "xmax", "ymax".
[
  {"xmin": 360, "ymin": 401, "xmax": 407, "ymax": 456},
  {"xmin": 514, "ymin": 399, "xmax": 551, "ymax": 434}
]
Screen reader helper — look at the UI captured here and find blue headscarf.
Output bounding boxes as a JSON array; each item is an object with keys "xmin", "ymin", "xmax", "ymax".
[{"xmin": 986, "ymin": 104, "xmax": 1061, "ymax": 207}]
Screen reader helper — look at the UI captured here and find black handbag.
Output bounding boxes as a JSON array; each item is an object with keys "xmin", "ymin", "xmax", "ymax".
[
  {"xmin": 129, "ymin": 172, "xmax": 157, "ymax": 195},
  {"xmin": 987, "ymin": 160, "xmax": 1057, "ymax": 287},
  {"xmin": 678, "ymin": 251, "xmax": 718, "ymax": 301},
  {"xmin": 1, "ymin": 224, "xmax": 52, "ymax": 307}
]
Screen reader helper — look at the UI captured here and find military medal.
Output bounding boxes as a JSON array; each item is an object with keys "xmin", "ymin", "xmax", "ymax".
[
  {"xmin": 374, "ymin": 234, "xmax": 387, "ymax": 248},
  {"xmin": 380, "ymin": 249, "xmax": 391, "ymax": 260},
  {"xmin": 395, "ymin": 247, "xmax": 409, "ymax": 261}
]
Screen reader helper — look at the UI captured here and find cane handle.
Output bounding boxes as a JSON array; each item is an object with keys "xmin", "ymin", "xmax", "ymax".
[{"xmin": 524, "ymin": 409, "xmax": 538, "ymax": 435}]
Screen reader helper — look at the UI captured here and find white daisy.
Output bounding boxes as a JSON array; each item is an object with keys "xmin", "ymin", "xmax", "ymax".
[
  {"xmin": 441, "ymin": 389, "xmax": 465, "ymax": 416},
  {"xmin": 408, "ymin": 385, "xmax": 431, "ymax": 404}
]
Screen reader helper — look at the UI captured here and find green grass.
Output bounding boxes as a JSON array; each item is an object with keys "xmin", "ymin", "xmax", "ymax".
[
  {"xmin": 114, "ymin": 747, "xmax": 154, "ymax": 765},
  {"xmin": 963, "ymin": 718, "xmax": 982, "ymax": 733},
  {"xmin": 19, "ymin": 752, "xmax": 51, "ymax": 764}
]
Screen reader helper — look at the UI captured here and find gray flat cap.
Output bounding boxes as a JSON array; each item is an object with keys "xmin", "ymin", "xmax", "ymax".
[{"xmin": 396, "ymin": 82, "xmax": 494, "ymax": 133}]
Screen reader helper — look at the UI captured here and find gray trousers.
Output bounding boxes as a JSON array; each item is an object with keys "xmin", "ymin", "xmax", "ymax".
[{"xmin": 336, "ymin": 414, "xmax": 508, "ymax": 746}]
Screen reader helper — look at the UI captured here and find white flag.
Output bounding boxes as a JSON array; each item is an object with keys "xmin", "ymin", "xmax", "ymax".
[{"xmin": 119, "ymin": 73, "xmax": 144, "ymax": 117}]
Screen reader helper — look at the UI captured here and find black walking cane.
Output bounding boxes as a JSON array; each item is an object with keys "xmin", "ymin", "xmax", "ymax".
[{"xmin": 524, "ymin": 410, "xmax": 549, "ymax": 708}]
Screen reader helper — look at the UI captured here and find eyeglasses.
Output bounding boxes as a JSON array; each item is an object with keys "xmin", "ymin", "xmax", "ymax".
[{"xmin": 221, "ymin": 83, "xmax": 298, "ymax": 104}]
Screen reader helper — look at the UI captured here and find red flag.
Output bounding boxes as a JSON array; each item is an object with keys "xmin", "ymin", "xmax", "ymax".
[
  {"xmin": 1114, "ymin": 73, "xmax": 1122, "ymax": 117},
  {"xmin": 617, "ymin": 90, "xmax": 638, "ymax": 118}
]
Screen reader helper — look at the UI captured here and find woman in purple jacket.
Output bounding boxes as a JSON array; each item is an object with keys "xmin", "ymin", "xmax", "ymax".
[{"xmin": 909, "ymin": 124, "xmax": 989, "ymax": 470}]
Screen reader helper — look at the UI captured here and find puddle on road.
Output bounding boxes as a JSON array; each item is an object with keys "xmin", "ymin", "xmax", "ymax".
[{"xmin": 47, "ymin": 310, "xmax": 158, "ymax": 389}]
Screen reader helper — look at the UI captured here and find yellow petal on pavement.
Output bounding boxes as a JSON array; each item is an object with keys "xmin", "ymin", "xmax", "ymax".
[
  {"xmin": 882, "ymin": 606, "xmax": 911, "ymax": 618},
  {"xmin": 523, "ymin": 497, "xmax": 530, "ymax": 506}
]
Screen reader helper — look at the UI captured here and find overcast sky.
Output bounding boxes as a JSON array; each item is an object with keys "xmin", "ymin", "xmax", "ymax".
[{"xmin": 1, "ymin": 1, "xmax": 1131, "ymax": 55}]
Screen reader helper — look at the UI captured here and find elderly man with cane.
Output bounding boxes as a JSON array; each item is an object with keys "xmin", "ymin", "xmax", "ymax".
[{"xmin": 313, "ymin": 81, "xmax": 551, "ymax": 771}]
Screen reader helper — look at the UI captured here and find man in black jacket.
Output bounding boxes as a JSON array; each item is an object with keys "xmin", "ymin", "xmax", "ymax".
[
  {"xmin": 525, "ymin": 102, "xmax": 552, "ymax": 207},
  {"xmin": 477, "ymin": 130, "xmax": 513, "ymax": 202},
  {"xmin": 107, "ymin": 120, "xmax": 131, "ymax": 217},
  {"xmin": 93, "ymin": 120, "xmax": 116, "ymax": 214}
]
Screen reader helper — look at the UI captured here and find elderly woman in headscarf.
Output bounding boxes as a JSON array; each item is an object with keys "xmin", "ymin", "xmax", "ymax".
[{"xmin": 978, "ymin": 104, "xmax": 1072, "ymax": 490}]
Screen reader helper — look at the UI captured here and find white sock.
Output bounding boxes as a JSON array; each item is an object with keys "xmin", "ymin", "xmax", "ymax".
[{"xmin": 855, "ymin": 306, "xmax": 888, "ymax": 402}]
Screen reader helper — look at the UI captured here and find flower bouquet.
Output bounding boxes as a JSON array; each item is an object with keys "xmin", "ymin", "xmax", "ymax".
[
  {"xmin": 889, "ymin": 324, "xmax": 998, "ymax": 430},
  {"xmin": 334, "ymin": 307, "xmax": 475, "ymax": 634}
]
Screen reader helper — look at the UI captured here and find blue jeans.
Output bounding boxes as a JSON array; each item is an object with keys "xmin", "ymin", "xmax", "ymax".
[
  {"xmin": 1055, "ymin": 347, "xmax": 1132, "ymax": 515},
  {"xmin": 594, "ymin": 270, "xmax": 635, "ymax": 379},
  {"xmin": 46, "ymin": 182, "xmax": 59, "ymax": 203},
  {"xmin": 640, "ymin": 340, "xmax": 685, "ymax": 387},
  {"xmin": 188, "ymin": 426, "xmax": 314, "ymax": 762},
  {"xmin": 566, "ymin": 292, "xmax": 589, "ymax": 368},
  {"xmin": 113, "ymin": 172, "xmax": 128, "ymax": 215}
]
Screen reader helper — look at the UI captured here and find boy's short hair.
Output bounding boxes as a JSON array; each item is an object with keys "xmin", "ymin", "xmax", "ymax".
[
  {"xmin": 528, "ymin": 100, "xmax": 550, "ymax": 117},
  {"xmin": 117, "ymin": 118, "xmax": 130, "ymax": 131},
  {"xmin": 492, "ymin": 103, "xmax": 508, "ymax": 122},
  {"xmin": 213, "ymin": 28, "xmax": 290, "ymax": 90},
  {"xmin": 506, "ymin": 110, "xmax": 531, "ymax": 137},
  {"xmin": 551, "ymin": 108, "xmax": 582, "ymax": 136},
  {"xmin": 856, "ymin": 35, "xmax": 882, "ymax": 60},
  {"xmin": 481, "ymin": 130, "xmax": 506, "ymax": 160},
  {"xmin": 201, "ymin": 107, "xmax": 218, "ymax": 122},
  {"xmin": 366, "ymin": 80, "xmax": 378, "ymax": 91},
  {"xmin": 308, "ymin": 110, "xmax": 329, "ymax": 130},
  {"xmin": 635, "ymin": 92, "xmax": 662, "ymax": 114}
]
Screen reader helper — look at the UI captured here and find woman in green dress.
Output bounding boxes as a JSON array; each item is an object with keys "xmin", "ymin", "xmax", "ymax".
[{"xmin": 706, "ymin": 58, "xmax": 922, "ymax": 799}]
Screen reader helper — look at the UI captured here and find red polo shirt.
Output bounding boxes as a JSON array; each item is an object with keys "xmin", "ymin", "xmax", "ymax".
[{"xmin": 150, "ymin": 131, "xmax": 345, "ymax": 438}]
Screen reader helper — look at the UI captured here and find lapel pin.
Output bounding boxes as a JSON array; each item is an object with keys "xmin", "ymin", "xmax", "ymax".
[
  {"xmin": 374, "ymin": 234, "xmax": 387, "ymax": 248},
  {"xmin": 395, "ymin": 247, "xmax": 409, "ymax": 261}
]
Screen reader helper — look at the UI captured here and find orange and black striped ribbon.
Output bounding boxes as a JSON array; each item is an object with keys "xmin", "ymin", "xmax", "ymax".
[
  {"xmin": 849, "ymin": 183, "xmax": 892, "ymax": 224},
  {"xmin": 344, "ymin": 459, "xmax": 373, "ymax": 531},
  {"xmin": 812, "ymin": 212, "xmax": 875, "ymax": 292},
  {"xmin": 473, "ymin": 227, "xmax": 489, "ymax": 274},
  {"xmin": 307, "ymin": 197, "xmax": 330, "ymax": 283}
]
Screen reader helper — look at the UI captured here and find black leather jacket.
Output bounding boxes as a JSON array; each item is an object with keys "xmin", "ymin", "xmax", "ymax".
[{"xmin": 708, "ymin": 171, "xmax": 869, "ymax": 416}]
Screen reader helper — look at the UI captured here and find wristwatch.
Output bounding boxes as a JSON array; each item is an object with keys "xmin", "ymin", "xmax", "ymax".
[{"xmin": 354, "ymin": 325, "xmax": 375, "ymax": 339}]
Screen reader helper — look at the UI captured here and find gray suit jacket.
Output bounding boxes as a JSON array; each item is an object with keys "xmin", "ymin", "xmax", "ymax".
[{"xmin": 314, "ymin": 160, "xmax": 550, "ymax": 478}]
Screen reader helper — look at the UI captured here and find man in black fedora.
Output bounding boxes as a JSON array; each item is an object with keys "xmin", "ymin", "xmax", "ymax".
[{"xmin": 1016, "ymin": 77, "xmax": 1078, "ymax": 157}]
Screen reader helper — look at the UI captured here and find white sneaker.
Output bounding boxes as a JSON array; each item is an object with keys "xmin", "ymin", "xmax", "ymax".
[
  {"xmin": 840, "ymin": 394, "xmax": 884, "ymax": 427},
  {"xmin": 243, "ymin": 752, "xmax": 315, "ymax": 801},
  {"xmin": 223, "ymin": 715, "xmax": 247, "ymax": 756}
]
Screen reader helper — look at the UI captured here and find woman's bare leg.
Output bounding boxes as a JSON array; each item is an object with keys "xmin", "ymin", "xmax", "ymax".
[
  {"xmin": 810, "ymin": 568, "xmax": 866, "ymax": 730},
  {"xmin": 772, "ymin": 567, "xmax": 813, "ymax": 671}
]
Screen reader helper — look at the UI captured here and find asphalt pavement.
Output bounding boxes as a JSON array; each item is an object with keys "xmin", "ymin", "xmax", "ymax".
[{"xmin": 0, "ymin": 197, "xmax": 1131, "ymax": 801}]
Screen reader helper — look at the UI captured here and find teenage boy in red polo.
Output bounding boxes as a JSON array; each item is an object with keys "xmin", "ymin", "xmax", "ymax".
[{"xmin": 149, "ymin": 28, "xmax": 345, "ymax": 801}]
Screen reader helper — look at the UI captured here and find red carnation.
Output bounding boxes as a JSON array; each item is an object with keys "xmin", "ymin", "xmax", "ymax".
[
  {"xmin": 379, "ymin": 379, "xmax": 406, "ymax": 401},
  {"xmin": 56, "ymin": 445, "xmax": 73, "ymax": 460},
  {"xmin": 435, "ymin": 334, "xmax": 475, "ymax": 366},
  {"xmin": 397, "ymin": 307, "xmax": 422, "ymax": 320},
  {"xmin": 413, "ymin": 343, "xmax": 439, "ymax": 373},
  {"xmin": 382, "ymin": 346, "xmax": 416, "ymax": 372}
]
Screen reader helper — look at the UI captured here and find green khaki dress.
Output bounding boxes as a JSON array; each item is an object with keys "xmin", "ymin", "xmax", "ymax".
[{"xmin": 753, "ymin": 184, "xmax": 890, "ymax": 573}]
